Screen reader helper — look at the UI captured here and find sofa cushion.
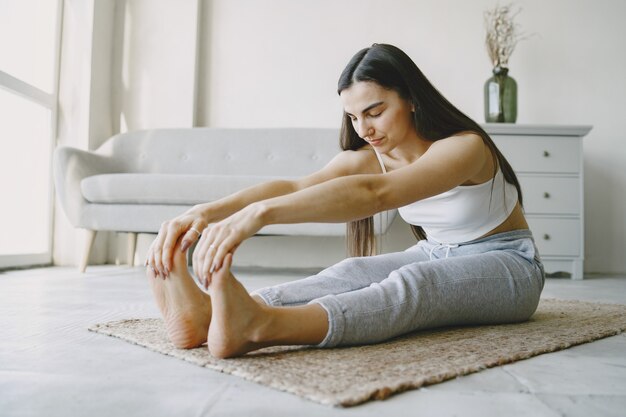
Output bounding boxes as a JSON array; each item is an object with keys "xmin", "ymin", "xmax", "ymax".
[
  {"xmin": 81, "ymin": 203, "xmax": 350, "ymax": 235},
  {"xmin": 81, "ymin": 174, "xmax": 289, "ymax": 205}
]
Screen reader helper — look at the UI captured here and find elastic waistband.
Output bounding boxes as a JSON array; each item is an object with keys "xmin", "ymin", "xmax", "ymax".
[{"xmin": 428, "ymin": 229, "xmax": 534, "ymax": 246}]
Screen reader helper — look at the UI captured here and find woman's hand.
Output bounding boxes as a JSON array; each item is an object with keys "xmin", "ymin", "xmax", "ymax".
[
  {"xmin": 193, "ymin": 203, "xmax": 267, "ymax": 289},
  {"xmin": 145, "ymin": 204, "xmax": 211, "ymax": 278}
]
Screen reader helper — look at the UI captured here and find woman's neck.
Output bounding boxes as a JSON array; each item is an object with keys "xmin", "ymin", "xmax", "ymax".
[{"xmin": 385, "ymin": 135, "xmax": 432, "ymax": 165}]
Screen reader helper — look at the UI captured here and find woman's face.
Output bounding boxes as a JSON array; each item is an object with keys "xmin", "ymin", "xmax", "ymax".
[{"xmin": 340, "ymin": 81, "xmax": 417, "ymax": 154}]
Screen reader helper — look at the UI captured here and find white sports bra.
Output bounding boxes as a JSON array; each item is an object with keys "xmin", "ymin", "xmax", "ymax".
[{"xmin": 372, "ymin": 148, "xmax": 518, "ymax": 244}]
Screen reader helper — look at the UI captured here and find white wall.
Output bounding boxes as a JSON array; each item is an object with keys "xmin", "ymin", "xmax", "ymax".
[
  {"xmin": 111, "ymin": 0, "xmax": 199, "ymax": 133},
  {"xmin": 55, "ymin": 0, "xmax": 626, "ymax": 274}
]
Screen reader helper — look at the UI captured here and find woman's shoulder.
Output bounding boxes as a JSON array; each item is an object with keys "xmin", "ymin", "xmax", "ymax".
[
  {"xmin": 330, "ymin": 145, "xmax": 384, "ymax": 175},
  {"xmin": 432, "ymin": 132, "xmax": 484, "ymax": 148},
  {"xmin": 426, "ymin": 132, "xmax": 495, "ymax": 185},
  {"xmin": 426, "ymin": 132, "xmax": 487, "ymax": 160}
]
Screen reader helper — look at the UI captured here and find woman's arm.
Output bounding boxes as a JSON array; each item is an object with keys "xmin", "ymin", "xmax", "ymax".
[
  {"xmin": 197, "ymin": 148, "xmax": 381, "ymax": 223},
  {"xmin": 196, "ymin": 134, "xmax": 487, "ymax": 285},
  {"xmin": 261, "ymin": 134, "xmax": 488, "ymax": 224},
  {"xmin": 148, "ymin": 148, "xmax": 381, "ymax": 276},
  {"xmin": 192, "ymin": 180, "xmax": 298, "ymax": 224}
]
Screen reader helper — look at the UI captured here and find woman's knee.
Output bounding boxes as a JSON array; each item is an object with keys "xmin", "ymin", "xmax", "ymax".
[
  {"xmin": 320, "ymin": 256, "xmax": 370, "ymax": 278},
  {"xmin": 323, "ymin": 251, "xmax": 420, "ymax": 280}
]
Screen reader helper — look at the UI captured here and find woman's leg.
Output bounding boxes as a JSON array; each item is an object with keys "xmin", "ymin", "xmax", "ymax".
[
  {"xmin": 313, "ymin": 235, "xmax": 545, "ymax": 347},
  {"xmin": 206, "ymin": 240, "xmax": 543, "ymax": 357},
  {"xmin": 149, "ymin": 244, "xmax": 427, "ymax": 351},
  {"xmin": 208, "ymin": 231, "xmax": 544, "ymax": 357},
  {"xmin": 148, "ymin": 248, "xmax": 213, "ymax": 349},
  {"xmin": 252, "ymin": 248, "xmax": 431, "ymax": 306},
  {"xmin": 208, "ymin": 232, "xmax": 544, "ymax": 357}
]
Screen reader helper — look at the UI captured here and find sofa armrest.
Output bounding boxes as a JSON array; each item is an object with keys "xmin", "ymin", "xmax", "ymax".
[{"xmin": 53, "ymin": 146, "xmax": 119, "ymax": 227}]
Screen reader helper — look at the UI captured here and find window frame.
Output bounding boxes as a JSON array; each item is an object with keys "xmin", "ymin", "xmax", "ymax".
[{"xmin": 0, "ymin": 0, "xmax": 63, "ymax": 269}]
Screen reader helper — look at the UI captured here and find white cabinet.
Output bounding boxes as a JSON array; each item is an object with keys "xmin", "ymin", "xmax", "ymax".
[{"xmin": 483, "ymin": 124, "xmax": 592, "ymax": 280}]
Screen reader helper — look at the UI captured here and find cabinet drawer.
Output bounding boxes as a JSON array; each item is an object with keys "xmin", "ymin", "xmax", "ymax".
[
  {"xmin": 519, "ymin": 176, "xmax": 581, "ymax": 215},
  {"xmin": 492, "ymin": 136, "xmax": 581, "ymax": 173},
  {"xmin": 527, "ymin": 217, "xmax": 581, "ymax": 256}
]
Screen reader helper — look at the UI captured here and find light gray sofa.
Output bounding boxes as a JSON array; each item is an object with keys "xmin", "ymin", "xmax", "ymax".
[{"xmin": 53, "ymin": 128, "xmax": 397, "ymax": 271}]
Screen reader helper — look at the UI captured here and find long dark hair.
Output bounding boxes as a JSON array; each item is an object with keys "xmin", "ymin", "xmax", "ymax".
[{"xmin": 338, "ymin": 43, "xmax": 522, "ymax": 257}]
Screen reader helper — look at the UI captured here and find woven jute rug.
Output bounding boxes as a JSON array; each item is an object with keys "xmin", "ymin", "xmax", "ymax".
[{"xmin": 89, "ymin": 298, "xmax": 626, "ymax": 407}]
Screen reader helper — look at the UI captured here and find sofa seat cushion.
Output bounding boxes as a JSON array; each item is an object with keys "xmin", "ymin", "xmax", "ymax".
[{"xmin": 81, "ymin": 174, "xmax": 288, "ymax": 205}]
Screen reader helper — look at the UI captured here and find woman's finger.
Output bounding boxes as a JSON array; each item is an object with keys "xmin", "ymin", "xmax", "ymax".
[
  {"xmin": 145, "ymin": 241, "xmax": 158, "ymax": 278},
  {"xmin": 161, "ymin": 221, "xmax": 202, "ymax": 275},
  {"xmin": 145, "ymin": 239, "xmax": 154, "ymax": 267},
  {"xmin": 153, "ymin": 222, "xmax": 173, "ymax": 276},
  {"xmin": 200, "ymin": 226, "xmax": 224, "ymax": 287},
  {"xmin": 211, "ymin": 251, "xmax": 233, "ymax": 281},
  {"xmin": 151, "ymin": 244, "xmax": 162, "ymax": 277},
  {"xmin": 153, "ymin": 245, "xmax": 164, "ymax": 279},
  {"xmin": 200, "ymin": 242, "xmax": 217, "ymax": 287},
  {"xmin": 160, "ymin": 222, "xmax": 185, "ymax": 274},
  {"xmin": 210, "ymin": 233, "xmax": 239, "ymax": 275},
  {"xmin": 192, "ymin": 229, "xmax": 205, "ymax": 282},
  {"xmin": 180, "ymin": 224, "xmax": 202, "ymax": 253},
  {"xmin": 194, "ymin": 226, "xmax": 214, "ymax": 286},
  {"xmin": 219, "ymin": 252, "xmax": 234, "ymax": 273},
  {"xmin": 193, "ymin": 243, "xmax": 208, "ymax": 285},
  {"xmin": 200, "ymin": 243, "xmax": 218, "ymax": 290},
  {"xmin": 146, "ymin": 254, "xmax": 158, "ymax": 279}
]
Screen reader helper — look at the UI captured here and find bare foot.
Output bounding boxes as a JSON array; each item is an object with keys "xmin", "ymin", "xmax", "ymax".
[
  {"xmin": 207, "ymin": 254, "xmax": 274, "ymax": 358},
  {"xmin": 148, "ymin": 249, "xmax": 212, "ymax": 349}
]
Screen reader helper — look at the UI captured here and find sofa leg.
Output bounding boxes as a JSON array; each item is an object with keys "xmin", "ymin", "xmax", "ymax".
[
  {"xmin": 127, "ymin": 232, "xmax": 138, "ymax": 267},
  {"xmin": 80, "ymin": 229, "xmax": 97, "ymax": 273}
]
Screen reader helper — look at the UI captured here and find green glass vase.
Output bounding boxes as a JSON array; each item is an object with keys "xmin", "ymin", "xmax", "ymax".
[{"xmin": 484, "ymin": 66, "xmax": 517, "ymax": 123}]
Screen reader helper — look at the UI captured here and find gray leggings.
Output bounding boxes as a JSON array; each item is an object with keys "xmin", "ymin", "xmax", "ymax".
[{"xmin": 252, "ymin": 230, "xmax": 545, "ymax": 348}]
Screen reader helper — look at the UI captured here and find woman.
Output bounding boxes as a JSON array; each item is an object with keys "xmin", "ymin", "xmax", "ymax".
[{"xmin": 145, "ymin": 43, "xmax": 544, "ymax": 358}]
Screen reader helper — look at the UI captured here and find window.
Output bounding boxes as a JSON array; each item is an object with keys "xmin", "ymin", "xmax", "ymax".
[{"xmin": 0, "ymin": 0, "xmax": 62, "ymax": 268}]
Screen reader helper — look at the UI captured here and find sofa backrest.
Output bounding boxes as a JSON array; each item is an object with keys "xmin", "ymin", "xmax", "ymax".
[{"xmin": 96, "ymin": 128, "xmax": 342, "ymax": 176}]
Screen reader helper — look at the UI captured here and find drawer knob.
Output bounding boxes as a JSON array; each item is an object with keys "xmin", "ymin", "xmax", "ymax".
[
  {"xmin": 543, "ymin": 234, "xmax": 551, "ymax": 241},
  {"xmin": 543, "ymin": 192, "xmax": 551, "ymax": 199},
  {"xmin": 543, "ymin": 150, "xmax": 550, "ymax": 157}
]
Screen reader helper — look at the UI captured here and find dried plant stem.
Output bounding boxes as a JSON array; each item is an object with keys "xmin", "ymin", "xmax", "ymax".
[{"xmin": 484, "ymin": 3, "xmax": 530, "ymax": 68}]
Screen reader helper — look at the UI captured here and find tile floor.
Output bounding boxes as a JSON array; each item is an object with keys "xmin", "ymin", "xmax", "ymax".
[{"xmin": 1, "ymin": 265, "xmax": 625, "ymax": 417}]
